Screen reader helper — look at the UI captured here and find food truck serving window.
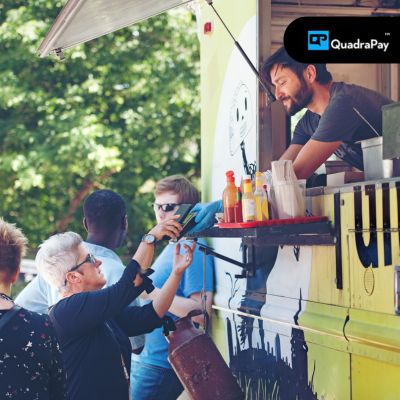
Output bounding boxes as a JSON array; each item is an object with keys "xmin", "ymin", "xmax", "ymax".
[{"xmin": 38, "ymin": 0, "xmax": 191, "ymax": 57}]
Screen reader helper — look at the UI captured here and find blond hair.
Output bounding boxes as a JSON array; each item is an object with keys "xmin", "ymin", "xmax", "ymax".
[
  {"xmin": 0, "ymin": 218, "xmax": 27, "ymax": 280},
  {"xmin": 155, "ymin": 175, "xmax": 199, "ymax": 204}
]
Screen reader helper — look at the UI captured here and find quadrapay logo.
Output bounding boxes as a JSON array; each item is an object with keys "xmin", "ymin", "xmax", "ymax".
[
  {"xmin": 307, "ymin": 30, "xmax": 390, "ymax": 52},
  {"xmin": 308, "ymin": 31, "xmax": 329, "ymax": 50},
  {"xmin": 285, "ymin": 18, "xmax": 399, "ymax": 63}
]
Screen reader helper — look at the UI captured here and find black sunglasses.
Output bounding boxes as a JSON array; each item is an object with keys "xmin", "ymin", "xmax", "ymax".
[
  {"xmin": 153, "ymin": 203, "xmax": 181, "ymax": 212},
  {"xmin": 69, "ymin": 253, "xmax": 97, "ymax": 273}
]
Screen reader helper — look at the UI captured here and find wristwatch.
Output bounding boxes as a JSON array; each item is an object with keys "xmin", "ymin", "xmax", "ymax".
[{"xmin": 141, "ymin": 233, "xmax": 156, "ymax": 244}]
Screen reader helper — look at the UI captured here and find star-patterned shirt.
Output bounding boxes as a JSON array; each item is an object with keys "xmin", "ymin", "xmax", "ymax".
[{"xmin": 0, "ymin": 307, "xmax": 66, "ymax": 400}]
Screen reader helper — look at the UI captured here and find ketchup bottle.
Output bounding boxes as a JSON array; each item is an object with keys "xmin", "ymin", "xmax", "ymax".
[{"xmin": 222, "ymin": 170, "xmax": 236, "ymax": 223}]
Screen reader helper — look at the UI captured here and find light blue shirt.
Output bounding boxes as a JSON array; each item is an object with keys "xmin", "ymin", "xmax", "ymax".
[
  {"xmin": 16, "ymin": 241, "xmax": 145, "ymax": 349},
  {"xmin": 132, "ymin": 239, "xmax": 214, "ymax": 369}
]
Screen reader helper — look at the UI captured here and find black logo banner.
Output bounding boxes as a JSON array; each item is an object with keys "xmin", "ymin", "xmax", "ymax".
[{"xmin": 284, "ymin": 17, "xmax": 400, "ymax": 63}]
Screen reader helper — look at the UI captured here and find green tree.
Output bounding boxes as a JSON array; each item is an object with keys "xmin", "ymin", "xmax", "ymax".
[{"xmin": 0, "ymin": 1, "xmax": 200, "ymax": 253}]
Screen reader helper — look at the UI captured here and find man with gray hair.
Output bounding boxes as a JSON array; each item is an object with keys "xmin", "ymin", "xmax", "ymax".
[
  {"xmin": 37, "ymin": 217, "xmax": 194, "ymax": 400},
  {"xmin": 16, "ymin": 189, "xmax": 145, "ymax": 352}
]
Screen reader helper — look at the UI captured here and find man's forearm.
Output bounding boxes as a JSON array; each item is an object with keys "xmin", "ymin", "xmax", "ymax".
[
  {"xmin": 279, "ymin": 144, "xmax": 303, "ymax": 162},
  {"xmin": 142, "ymin": 288, "xmax": 213, "ymax": 325},
  {"xmin": 152, "ymin": 273, "xmax": 182, "ymax": 318},
  {"xmin": 168, "ymin": 295, "xmax": 200, "ymax": 317},
  {"xmin": 132, "ymin": 242, "xmax": 155, "ymax": 272},
  {"xmin": 147, "ymin": 288, "xmax": 199, "ymax": 316}
]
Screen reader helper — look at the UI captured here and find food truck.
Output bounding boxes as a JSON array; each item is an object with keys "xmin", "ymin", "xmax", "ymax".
[{"xmin": 39, "ymin": 0, "xmax": 400, "ymax": 398}]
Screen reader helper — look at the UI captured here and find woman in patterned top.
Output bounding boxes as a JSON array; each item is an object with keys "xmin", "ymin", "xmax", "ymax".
[{"xmin": 0, "ymin": 218, "xmax": 66, "ymax": 400}]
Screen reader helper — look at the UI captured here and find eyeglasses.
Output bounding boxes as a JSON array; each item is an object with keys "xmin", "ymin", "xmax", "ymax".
[
  {"xmin": 69, "ymin": 253, "xmax": 97, "ymax": 273},
  {"xmin": 153, "ymin": 203, "xmax": 180, "ymax": 212}
]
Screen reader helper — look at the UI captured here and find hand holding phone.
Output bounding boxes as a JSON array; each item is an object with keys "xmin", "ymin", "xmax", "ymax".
[
  {"xmin": 162, "ymin": 204, "xmax": 197, "ymax": 241},
  {"xmin": 178, "ymin": 211, "xmax": 198, "ymax": 238}
]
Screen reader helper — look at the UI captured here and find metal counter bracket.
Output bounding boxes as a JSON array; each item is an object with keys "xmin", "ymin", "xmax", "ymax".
[{"xmin": 196, "ymin": 242, "xmax": 255, "ymax": 278}]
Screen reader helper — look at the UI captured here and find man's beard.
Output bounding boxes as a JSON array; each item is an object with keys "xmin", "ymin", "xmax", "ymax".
[{"xmin": 283, "ymin": 78, "xmax": 313, "ymax": 116}]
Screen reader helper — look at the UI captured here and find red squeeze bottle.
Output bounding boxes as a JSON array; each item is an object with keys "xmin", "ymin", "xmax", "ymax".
[
  {"xmin": 234, "ymin": 187, "xmax": 243, "ymax": 222},
  {"xmin": 222, "ymin": 170, "xmax": 236, "ymax": 223}
]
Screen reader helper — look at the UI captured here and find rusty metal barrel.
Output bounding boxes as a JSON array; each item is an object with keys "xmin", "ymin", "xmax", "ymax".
[{"xmin": 167, "ymin": 311, "xmax": 244, "ymax": 400}]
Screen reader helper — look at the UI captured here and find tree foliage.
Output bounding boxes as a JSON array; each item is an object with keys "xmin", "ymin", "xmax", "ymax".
[{"xmin": 0, "ymin": 1, "xmax": 200, "ymax": 253}]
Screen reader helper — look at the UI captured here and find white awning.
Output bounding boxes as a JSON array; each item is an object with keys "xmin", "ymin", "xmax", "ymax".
[{"xmin": 38, "ymin": 0, "xmax": 192, "ymax": 58}]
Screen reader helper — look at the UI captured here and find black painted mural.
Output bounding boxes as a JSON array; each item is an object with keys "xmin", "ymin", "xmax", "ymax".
[
  {"xmin": 226, "ymin": 246, "xmax": 318, "ymax": 399},
  {"xmin": 222, "ymin": 182, "xmax": 400, "ymax": 399}
]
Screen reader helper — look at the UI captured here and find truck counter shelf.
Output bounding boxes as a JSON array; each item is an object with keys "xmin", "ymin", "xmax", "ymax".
[
  {"xmin": 188, "ymin": 216, "xmax": 335, "ymax": 246},
  {"xmin": 187, "ymin": 215, "xmax": 342, "ymax": 286}
]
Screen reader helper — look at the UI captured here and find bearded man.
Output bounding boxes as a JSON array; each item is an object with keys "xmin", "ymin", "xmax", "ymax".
[{"xmin": 262, "ymin": 46, "xmax": 393, "ymax": 179}]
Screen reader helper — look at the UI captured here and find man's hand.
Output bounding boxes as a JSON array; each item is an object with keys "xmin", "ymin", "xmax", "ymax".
[
  {"xmin": 188, "ymin": 200, "xmax": 223, "ymax": 233},
  {"xmin": 148, "ymin": 215, "xmax": 182, "ymax": 241},
  {"xmin": 172, "ymin": 241, "xmax": 196, "ymax": 276},
  {"xmin": 133, "ymin": 217, "xmax": 182, "ymax": 272}
]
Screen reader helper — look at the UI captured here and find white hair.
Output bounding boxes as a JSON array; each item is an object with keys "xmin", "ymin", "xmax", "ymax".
[{"xmin": 35, "ymin": 232, "xmax": 83, "ymax": 294}]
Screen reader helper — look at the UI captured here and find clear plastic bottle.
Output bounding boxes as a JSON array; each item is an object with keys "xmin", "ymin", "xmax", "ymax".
[
  {"xmin": 222, "ymin": 170, "xmax": 237, "ymax": 223},
  {"xmin": 242, "ymin": 175, "xmax": 255, "ymax": 222},
  {"xmin": 254, "ymin": 172, "xmax": 269, "ymax": 221}
]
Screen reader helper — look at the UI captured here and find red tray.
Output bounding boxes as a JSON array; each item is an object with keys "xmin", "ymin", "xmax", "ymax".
[{"xmin": 216, "ymin": 216, "xmax": 328, "ymax": 229}]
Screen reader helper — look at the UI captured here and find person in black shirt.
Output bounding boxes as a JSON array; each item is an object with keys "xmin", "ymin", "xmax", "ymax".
[
  {"xmin": 0, "ymin": 218, "xmax": 66, "ymax": 400},
  {"xmin": 36, "ymin": 216, "xmax": 194, "ymax": 400},
  {"xmin": 261, "ymin": 46, "xmax": 393, "ymax": 178}
]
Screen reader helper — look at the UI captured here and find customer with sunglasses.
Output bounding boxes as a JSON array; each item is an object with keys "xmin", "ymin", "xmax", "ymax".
[
  {"xmin": 35, "ymin": 215, "xmax": 195, "ymax": 400},
  {"xmin": 131, "ymin": 175, "xmax": 215, "ymax": 400},
  {"xmin": 16, "ymin": 190, "xmax": 146, "ymax": 353}
]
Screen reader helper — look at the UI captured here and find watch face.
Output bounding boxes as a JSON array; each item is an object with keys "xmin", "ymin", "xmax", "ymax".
[{"xmin": 143, "ymin": 234, "xmax": 155, "ymax": 244}]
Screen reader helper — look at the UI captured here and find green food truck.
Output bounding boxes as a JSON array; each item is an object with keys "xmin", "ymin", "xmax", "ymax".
[{"xmin": 39, "ymin": 1, "xmax": 400, "ymax": 398}]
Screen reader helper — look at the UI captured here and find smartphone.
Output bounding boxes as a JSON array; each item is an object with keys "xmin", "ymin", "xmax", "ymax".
[
  {"xmin": 175, "ymin": 204, "xmax": 194, "ymax": 224},
  {"xmin": 178, "ymin": 211, "xmax": 198, "ymax": 238},
  {"xmin": 161, "ymin": 204, "xmax": 196, "ymax": 241}
]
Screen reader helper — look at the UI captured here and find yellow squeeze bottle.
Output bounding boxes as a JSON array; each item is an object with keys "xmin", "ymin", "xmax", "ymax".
[
  {"xmin": 242, "ymin": 175, "xmax": 255, "ymax": 222},
  {"xmin": 254, "ymin": 172, "xmax": 269, "ymax": 221}
]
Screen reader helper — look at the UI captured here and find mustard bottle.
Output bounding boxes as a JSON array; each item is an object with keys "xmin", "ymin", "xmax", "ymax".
[
  {"xmin": 242, "ymin": 175, "xmax": 255, "ymax": 222},
  {"xmin": 254, "ymin": 172, "xmax": 269, "ymax": 221}
]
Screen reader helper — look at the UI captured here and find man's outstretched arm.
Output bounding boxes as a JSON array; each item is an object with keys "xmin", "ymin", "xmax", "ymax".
[{"xmin": 292, "ymin": 139, "xmax": 341, "ymax": 179}]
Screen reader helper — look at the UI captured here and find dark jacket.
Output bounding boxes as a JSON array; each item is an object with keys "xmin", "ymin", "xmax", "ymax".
[{"xmin": 50, "ymin": 260, "xmax": 162, "ymax": 400}]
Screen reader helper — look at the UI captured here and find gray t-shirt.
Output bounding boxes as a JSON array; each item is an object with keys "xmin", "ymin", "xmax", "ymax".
[{"xmin": 292, "ymin": 82, "xmax": 393, "ymax": 170}]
